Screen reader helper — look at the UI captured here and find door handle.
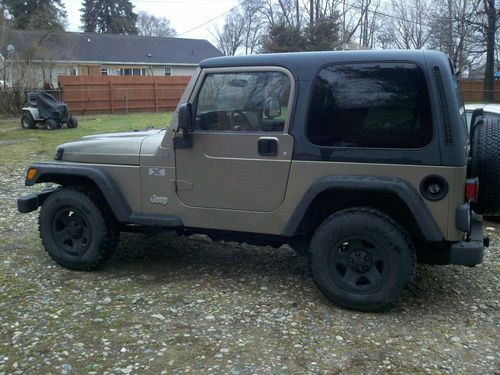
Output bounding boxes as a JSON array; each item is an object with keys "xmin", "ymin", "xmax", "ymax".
[{"xmin": 258, "ymin": 137, "xmax": 278, "ymax": 156}]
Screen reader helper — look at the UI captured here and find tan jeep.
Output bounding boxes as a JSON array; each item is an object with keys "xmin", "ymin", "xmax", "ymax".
[{"xmin": 17, "ymin": 50, "xmax": 499, "ymax": 311}]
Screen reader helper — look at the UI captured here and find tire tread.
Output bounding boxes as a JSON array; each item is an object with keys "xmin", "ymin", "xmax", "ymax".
[
  {"xmin": 38, "ymin": 186, "xmax": 118, "ymax": 270},
  {"xmin": 309, "ymin": 207, "xmax": 415, "ymax": 312}
]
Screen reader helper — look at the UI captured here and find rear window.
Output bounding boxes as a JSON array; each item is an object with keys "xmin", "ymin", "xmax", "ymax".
[{"xmin": 307, "ymin": 63, "xmax": 433, "ymax": 148}]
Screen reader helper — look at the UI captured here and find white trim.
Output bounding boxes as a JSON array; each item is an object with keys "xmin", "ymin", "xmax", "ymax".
[{"xmin": 21, "ymin": 59, "xmax": 199, "ymax": 66}]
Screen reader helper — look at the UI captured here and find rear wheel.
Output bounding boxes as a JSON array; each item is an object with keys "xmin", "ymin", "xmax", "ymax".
[
  {"xmin": 39, "ymin": 186, "xmax": 119, "ymax": 270},
  {"xmin": 21, "ymin": 112, "xmax": 35, "ymax": 129},
  {"xmin": 46, "ymin": 119, "xmax": 58, "ymax": 130},
  {"xmin": 309, "ymin": 207, "xmax": 415, "ymax": 311}
]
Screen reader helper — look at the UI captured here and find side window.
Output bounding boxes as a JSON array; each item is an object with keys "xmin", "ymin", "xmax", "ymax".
[
  {"xmin": 307, "ymin": 63, "xmax": 433, "ymax": 148},
  {"xmin": 195, "ymin": 71, "xmax": 291, "ymax": 132}
]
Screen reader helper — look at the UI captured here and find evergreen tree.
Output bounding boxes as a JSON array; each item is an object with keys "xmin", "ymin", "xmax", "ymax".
[
  {"xmin": 80, "ymin": 0, "xmax": 138, "ymax": 34},
  {"xmin": 4, "ymin": 0, "xmax": 66, "ymax": 31}
]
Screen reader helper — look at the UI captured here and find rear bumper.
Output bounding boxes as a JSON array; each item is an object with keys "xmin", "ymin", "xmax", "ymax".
[
  {"xmin": 449, "ymin": 217, "xmax": 486, "ymax": 266},
  {"xmin": 17, "ymin": 188, "xmax": 55, "ymax": 213}
]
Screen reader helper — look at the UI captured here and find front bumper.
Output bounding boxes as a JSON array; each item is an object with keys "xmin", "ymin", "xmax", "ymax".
[
  {"xmin": 17, "ymin": 188, "xmax": 56, "ymax": 213},
  {"xmin": 449, "ymin": 217, "xmax": 486, "ymax": 266}
]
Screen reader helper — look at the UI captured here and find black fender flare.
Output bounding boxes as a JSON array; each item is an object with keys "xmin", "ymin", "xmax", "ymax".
[
  {"xmin": 25, "ymin": 162, "xmax": 131, "ymax": 222},
  {"xmin": 281, "ymin": 175, "xmax": 444, "ymax": 242}
]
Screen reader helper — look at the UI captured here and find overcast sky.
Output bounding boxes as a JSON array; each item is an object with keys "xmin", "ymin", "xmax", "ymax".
[{"xmin": 63, "ymin": 0, "xmax": 238, "ymax": 42}]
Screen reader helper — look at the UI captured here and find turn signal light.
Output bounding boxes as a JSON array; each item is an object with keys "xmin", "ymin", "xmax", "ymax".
[
  {"xmin": 26, "ymin": 168, "xmax": 37, "ymax": 181},
  {"xmin": 465, "ymin": 178, "xmax": 479, "ymax": 202}
]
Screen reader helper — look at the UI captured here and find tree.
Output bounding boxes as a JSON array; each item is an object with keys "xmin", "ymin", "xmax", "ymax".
[
  {"xmin": 80, "ymin": 0, "xmax": 138, "ymax": 34},
  {"xmin": 428, "ymin": 0, "xmax": 480, "ymax": 71},
  {"xmin": 262, "ymin": 21, "xmax": 305, "ymax": 52},
  {"xmin": 482, "ymin": 0, "xmax": 497, "ymax": 102},
  {"xmin": 240, "ymin": 0, "xmax": 266, "ymax": 54},
  {"xmin": 136, "ymin": 11, "xmax": 176, "ymax": 37},
  {"xmin": 377, "ymin": 0, "xmax": 432, "ymax": 49},
  {"xmin": 4, "ymin": 0, "xmax": 66, "ymax": 31},
  {"xmin": 212, "ymin": 8, "xmax": 246, "ymax": 56},
  {"xmin": 306, "ymin": 14, "xmax": 341, "ymax": 50}
]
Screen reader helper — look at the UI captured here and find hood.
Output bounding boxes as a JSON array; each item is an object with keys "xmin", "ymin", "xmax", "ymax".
[{"xmin": 57, "ymin": 129, "xmax": 163, "ymax": 165}]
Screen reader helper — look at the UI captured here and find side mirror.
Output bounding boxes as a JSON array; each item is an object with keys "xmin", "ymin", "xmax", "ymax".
[
  {"xmin": 264, "ymin": 98, "xmax": 281, "ymax": 119},
  {"xmin": 178, "ymin": 103, "xmax": 194, "ymax": 132}
]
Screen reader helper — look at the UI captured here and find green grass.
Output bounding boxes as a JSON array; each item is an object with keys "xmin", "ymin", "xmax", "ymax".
[{"xmin": 0, "ymin": 112, "xmax": 173, "ymax": 162}]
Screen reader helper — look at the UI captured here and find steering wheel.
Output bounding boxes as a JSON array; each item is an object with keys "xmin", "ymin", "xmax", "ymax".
[{"xmin": 229, "ymin": 110, "xmax": 252, "ymax": 131}]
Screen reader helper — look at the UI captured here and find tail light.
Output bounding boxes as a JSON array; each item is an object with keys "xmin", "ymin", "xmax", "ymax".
[{"xmin": 465, "ymin": 178, "xmax": 479, "ymax": 202}]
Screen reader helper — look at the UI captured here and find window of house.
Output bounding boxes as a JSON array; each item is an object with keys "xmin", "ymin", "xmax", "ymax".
[
  {"xmin": 195, "ymin": 71, "xmax": 291, "ymax": 132},
  {"xmin": 307, "ymin": 63, "xmax": 433, "ymax": 148},
  {"xmin": 71, "ymin": 67, "xmax": 79, "ymax": 76},
  {"xmin": 117, "ymin": 68, "xmax": 146, "ymax": 76},
  {"xmin": 100, "ymin": 67, "xmax": 108, "ymax": 76},
  {"xmin": 164, "ymin": 67, "xmax": 172, "ymax": 76}
]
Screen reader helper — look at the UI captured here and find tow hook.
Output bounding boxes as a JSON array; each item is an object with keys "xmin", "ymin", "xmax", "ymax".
[{"xmin": 483, "ymin": 236, "xmax": 490, "ymax": 247}]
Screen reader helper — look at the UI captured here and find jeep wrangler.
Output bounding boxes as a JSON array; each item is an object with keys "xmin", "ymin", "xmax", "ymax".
[{"xmin": 17, "ymin": 51, "xmax": 499, "ymax": 311}]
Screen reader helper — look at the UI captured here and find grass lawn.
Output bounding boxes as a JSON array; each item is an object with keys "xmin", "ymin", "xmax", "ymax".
[{"xmin": 0, "ymin": 112, "xmax": 173, "ymax": 162}]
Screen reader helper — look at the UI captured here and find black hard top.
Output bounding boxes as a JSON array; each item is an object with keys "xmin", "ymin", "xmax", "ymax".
[{"xmin": 200, "ymin": 50, "xmax": 449, "ymax": 80}]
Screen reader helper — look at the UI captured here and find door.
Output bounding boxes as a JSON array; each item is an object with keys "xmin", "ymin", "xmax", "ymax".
[{"xmin": 175, "ymin": 68, "xmax": 295, "ymax": 212}]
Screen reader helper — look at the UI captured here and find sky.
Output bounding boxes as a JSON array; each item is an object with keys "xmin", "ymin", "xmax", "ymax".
[{"xmin": 63, "ymin": 0, "xmax": 238, "ymax": 42}]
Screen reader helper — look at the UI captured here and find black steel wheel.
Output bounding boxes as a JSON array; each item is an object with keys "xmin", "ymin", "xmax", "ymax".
[
  {"xmin": 39, "ymin": 186, "xmax": 119, "ymax": 270},
  {"xmin": 329, "ymin": 237, "xmax": 390, "ymax": 295},
  {"xmin": 309, "ymin": 207, "xmax": 415, "ymax": 311},
  {"xmin": 51, "ymin": 207, "xmax": 92, "ymax": 256}
]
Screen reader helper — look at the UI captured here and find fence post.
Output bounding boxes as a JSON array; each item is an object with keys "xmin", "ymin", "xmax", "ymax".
[
  {"xmin": 125, "ymin": 88, "xmax": 128, "ymax": 115},
  {"xmin": 109, "ymin": 82, "xmax": 114, "ymax": 114},
  {"xmin": 154, "ymin": 81, "xmax": 159, "ymax": 112}
]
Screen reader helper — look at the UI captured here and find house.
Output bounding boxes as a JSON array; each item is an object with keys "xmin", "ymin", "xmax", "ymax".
[{"xmin": 0, "ymin": 29, "xmax": 222, "ymax": 88}]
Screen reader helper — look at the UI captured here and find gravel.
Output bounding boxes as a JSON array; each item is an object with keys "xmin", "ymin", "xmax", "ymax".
[{"xmin": 0, "ymin": 159, "xmax": 499, "ymax": 374}]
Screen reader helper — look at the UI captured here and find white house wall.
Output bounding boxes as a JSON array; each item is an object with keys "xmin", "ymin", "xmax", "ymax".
[
  {"xmin": 7, "ymin": 62, "xmax": 197, "ymax": 89},
  {"xmin": 151, "ymin": 65, "xmax": 195, "ymax": 77}
]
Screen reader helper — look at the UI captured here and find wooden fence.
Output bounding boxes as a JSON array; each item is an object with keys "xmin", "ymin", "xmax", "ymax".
[
  {"xmin": 461, "ymin": 80, "xmax": 500, "ymax": 102},
  {"xmin": 57, "ymin": 76, "xmax": 500, "ymax": 115},
  {"xmin": 58, "ymin": 75, "xmax": 191, "ymax": 114}
]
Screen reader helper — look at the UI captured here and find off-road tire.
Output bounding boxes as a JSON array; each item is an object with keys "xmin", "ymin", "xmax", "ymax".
[
  {"xmin": 45, "ymin": 119, "xmax": 58, "ymax": 130},
  {"xmin": 471, "ymin": 116, "xmax": 500, "ymax": 216},
  {"xmin": 21, "ymin": 112, "xmax": 35, "ymax": 129},
  {"xmin": 39, "ymin": 186, "xmax": 119, "ymax": 271},
  {"xmin": 309, "ymin": 207, "xmax": 415, "ymax": 312},
  {"xmin": 67, "ymin": 117, "xmax": 78, "ymax": 128}
]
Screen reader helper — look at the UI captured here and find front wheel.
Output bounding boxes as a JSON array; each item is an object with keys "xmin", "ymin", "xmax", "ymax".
[
  {"xmin": 39, "ymin": 186, "xmax": 119, "ymax": 270},
  {"xmin": 309, "ymin": 207, "xmax": 415, "ymax": 311},
  {"xmin": 21, "ymin": 112, "xmax": 35, "ymax": 129}
]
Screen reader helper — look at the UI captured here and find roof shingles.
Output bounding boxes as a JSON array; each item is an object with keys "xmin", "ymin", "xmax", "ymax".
[{"xmin": 2, "ymin": 29, "xmax": 222, "ymax": 65}]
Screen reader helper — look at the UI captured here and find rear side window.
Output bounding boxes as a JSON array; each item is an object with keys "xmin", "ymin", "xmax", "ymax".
[{"xmin": 307, "ymin": 63, "xmax": 433, "ymax": 148}]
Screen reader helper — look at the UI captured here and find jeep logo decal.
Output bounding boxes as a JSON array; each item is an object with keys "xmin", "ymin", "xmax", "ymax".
[{"xmin": 150, "ymin": 195, "xmax": 168, "ymax": 205}]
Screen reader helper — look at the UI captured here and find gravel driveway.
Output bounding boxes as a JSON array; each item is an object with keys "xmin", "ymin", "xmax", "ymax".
[{"xmin": 0, "ymin": 160, "xmax": 498, "ymax": 374}]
